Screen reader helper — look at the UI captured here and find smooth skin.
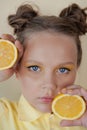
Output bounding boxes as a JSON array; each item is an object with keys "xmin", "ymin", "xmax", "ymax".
[
  {"xmin": 0, "ymin": 32, "xmax": 87, "ymax": 127},
  {"xmin": 17, "ymin": 32, "xmax": 77, "ymax": 113}
]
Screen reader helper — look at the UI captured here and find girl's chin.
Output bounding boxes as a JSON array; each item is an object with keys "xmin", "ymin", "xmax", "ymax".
[{"xmin": 37, "ymin": 106, "xmax": 52, "ymax": 113}]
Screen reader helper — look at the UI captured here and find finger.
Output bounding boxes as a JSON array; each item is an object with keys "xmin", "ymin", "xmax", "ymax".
[
  {"xmin": 13, "ymin": 40, "xmax": 24, "ymax": 69},
  {"xmin": 61, "ymin": 85, "xmax": 81, "ymax": 95},
  {"xmin": 15, "ymin": 40, "xmax": 24, "ymax": 59},
  {"xmin": 80, "ymin": 88, "xmax": 87, "ymax": 100},
  {"xmin": 60, "ymin": 119, "xmax": 82, "ymax": 127},
  {"xmin": 61, "ymin": 85, "xmax": 87, "ymax": 101},
  {"xmin": 0, "ymin": 69, "xmax": 14, "ymax": 82},
  {"xmin": 1, "ymin": 34, "xmax": 15, "ymax": 43}
]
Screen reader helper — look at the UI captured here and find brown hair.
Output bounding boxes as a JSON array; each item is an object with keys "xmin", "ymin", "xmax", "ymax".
[{"xmin": 8, "ymin": 3, "xmax": 87, "ymax": 67}]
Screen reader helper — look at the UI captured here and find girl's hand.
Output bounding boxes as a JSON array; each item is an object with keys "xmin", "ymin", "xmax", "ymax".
[
  {"xmin": 60, "ymin": 85, "xmax": 87, "ymax": 128},
  {"xmin": 0, "ymin": 34, "xmax": 23, "ymax": 82}
]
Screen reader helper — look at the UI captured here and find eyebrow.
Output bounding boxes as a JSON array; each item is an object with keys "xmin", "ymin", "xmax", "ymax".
[
  {"xmin": 58, "ymin": 62, "xmax": 75, "ymax": 66},
  {"xmin": 58, "ymin": 63, "xmax": 75, "ymax": 69},
  {"xmin": 24, "ymin": 60, "xmax": 43, "ymax": 66},
  {"xmin": 24, "ymin": 60, "xmax": 75, "ymax": 66}
]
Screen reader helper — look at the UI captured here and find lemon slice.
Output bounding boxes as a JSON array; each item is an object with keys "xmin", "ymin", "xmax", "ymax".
[{"xmin": 0, "ymin": 39, "xmax": 18, "ymax": 70}]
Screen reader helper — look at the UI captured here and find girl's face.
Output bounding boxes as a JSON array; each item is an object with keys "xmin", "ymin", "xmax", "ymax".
[{"xmin": 17, "ymin": 32, "xmax": 78, "ymax": 113}]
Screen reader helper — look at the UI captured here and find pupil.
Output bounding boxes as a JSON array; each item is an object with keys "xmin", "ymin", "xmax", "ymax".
[
  {"xmin": 60, "ymin": 68, "xmax": 65, "ymax": 72},
  {"xmin": 33, "ymin": 66, "xmax": 38, "ymax": 71}
]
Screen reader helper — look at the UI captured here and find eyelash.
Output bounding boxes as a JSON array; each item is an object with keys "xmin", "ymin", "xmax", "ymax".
[
  {"xmin": 57, "ymin": 67, "xmax": 71, "ymax": 74},
  {"xmin": 27, "ymin": 65, "xmax": 40, "ymax": 72},
  {"xmin": 27, "ymin": 65, "xmax": 71, "ymax": 74}
]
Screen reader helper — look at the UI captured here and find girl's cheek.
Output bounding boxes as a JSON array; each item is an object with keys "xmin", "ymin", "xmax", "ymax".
[
  {"xmin": 56, "ymin": 74, "xmax": 76, "ymax": 91},
  {"xmin": 27, "ymin": 72, "xmax": 42, "ymax": 80}
]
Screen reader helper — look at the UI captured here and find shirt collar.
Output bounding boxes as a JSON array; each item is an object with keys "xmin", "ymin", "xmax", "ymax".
[{"xmin": 18, "ymin": 95, "xmax": 47, "ymax": 122}]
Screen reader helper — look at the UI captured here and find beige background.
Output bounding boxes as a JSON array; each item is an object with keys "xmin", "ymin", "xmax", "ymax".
[{"xmin": 0, "ymin": 0, "xmax": 87, "ymax": 100}]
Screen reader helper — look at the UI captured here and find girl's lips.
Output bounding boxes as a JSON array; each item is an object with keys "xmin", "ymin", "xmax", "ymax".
[{"xmin": 39, "ymin": 97, "xmax": 53, "ymax": 103}]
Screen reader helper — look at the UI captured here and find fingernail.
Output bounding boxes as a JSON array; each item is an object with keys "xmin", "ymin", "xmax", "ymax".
[
  {"xmin": 68, "ymin": 89, "xmax": 73, "ymax": 94},
  {"xmin": 61, "ymin": 88, "xmax": 66, "ymax": 93}
]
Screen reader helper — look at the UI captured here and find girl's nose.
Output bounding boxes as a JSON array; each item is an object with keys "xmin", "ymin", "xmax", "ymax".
[
  {"xmin": 42, "ymin": 83, "xmax": 57, "ymax": 90},
  {"xmin": 42, "ymin": 73, "xmax": 57, "ymax": 90}
]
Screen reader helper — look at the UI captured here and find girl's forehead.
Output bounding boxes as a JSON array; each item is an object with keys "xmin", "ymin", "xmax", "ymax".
[
  {"xmin": 23, "ymin": 32, "xmax": 77, "ymax": 64},
  {"xmin": 24, "ymin": 31, "xmax": 76, "ymax": 48}
]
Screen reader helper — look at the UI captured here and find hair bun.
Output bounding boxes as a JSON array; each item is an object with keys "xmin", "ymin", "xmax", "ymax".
[
  {"xmin": 8, "ymin": 4, "xmax": 38, "ymax": 33},
  {"xmin": 59, "ymin": 3, "xmax": 87, "ymax": 35},
  {"xmin": 16, "ymin": 4, "xmax": 38, "ymax": 20}
]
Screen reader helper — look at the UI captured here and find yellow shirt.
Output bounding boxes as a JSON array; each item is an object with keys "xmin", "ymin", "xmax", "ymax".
[{"xmin": 0, "ymin": 95, "xmax": 86, "ymax": 130}]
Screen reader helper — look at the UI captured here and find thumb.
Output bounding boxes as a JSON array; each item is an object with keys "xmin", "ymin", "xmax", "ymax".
[{"xmin": 60, "ymin": 119, "xmax": 81, "ymax": 127}]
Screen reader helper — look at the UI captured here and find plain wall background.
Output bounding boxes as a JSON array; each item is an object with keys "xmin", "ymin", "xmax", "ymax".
[{"xmin": 0, "ymin": 0, "xmax": 87, "ymax": 100}]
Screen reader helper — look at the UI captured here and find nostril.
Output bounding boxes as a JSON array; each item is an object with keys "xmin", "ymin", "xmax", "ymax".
[{"xmin": 41, "ymin": 83, "xmax": 57, "ymax": 90}]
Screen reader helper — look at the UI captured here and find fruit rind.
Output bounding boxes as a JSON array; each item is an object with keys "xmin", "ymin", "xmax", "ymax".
[
  {"xmin": 0, "ymin": 39, "xmax": 18, "ymax": 70},
  {"xmin": 52, "ymin": 94, "xmax": 86, "ymax": 120}
]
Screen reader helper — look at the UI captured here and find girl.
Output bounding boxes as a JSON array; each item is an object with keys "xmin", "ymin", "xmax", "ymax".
[{"xmin": 0, "ymin": 3, "xmax": 87, "ymax": 130}]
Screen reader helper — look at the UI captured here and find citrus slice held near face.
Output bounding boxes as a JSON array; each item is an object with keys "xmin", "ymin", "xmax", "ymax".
[
  {"xmin": 0, "ymin": 39, "xmax": 18, "ymax": 70},
  {"xmin": 52, "ymin": 94, "xmax": 86, "ymax": 120}
]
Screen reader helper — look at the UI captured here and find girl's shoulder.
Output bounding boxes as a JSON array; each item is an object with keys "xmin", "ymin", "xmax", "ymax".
[{"xmin": 0, "ymin": 97, "xmax": 18, "ymax": 117}]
